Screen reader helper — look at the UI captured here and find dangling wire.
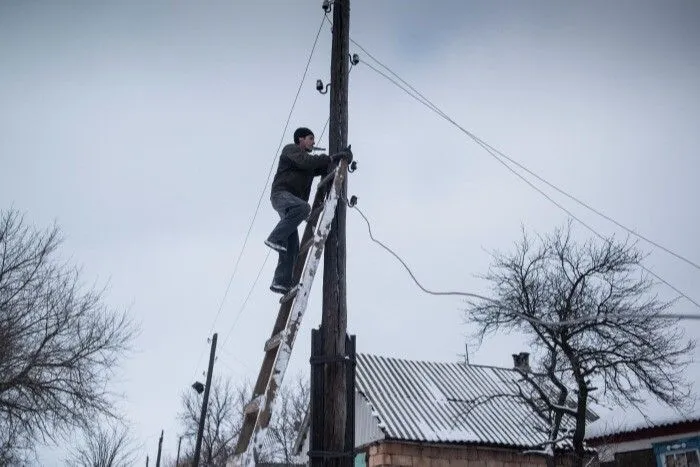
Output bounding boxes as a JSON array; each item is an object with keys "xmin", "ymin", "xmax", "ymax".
[
  {"xmin": 346, "ymin": 198, "xmax": 700, "ymax": 326},
  {"xmin": 191, "ymin": 12, "xmax": 329, "ymax": 381}
]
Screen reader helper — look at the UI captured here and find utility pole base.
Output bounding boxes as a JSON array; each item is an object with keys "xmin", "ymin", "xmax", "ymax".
[{"xmin": 309, "ymin": 328, "xmax": 356, "ymax": 467}]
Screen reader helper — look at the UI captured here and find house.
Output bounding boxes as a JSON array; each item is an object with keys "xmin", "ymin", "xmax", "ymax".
[
  {"xmin": 293, "ymin": 352, "xmax": 597, "ymax": 466},
  {"xmin": 586, "ymin": 409, "xmax": 700, "ymax": 466}
]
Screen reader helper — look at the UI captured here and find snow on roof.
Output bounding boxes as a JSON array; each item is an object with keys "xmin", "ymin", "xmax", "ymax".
[
  {"xmin": 586, "ymin": 403, "xmax": 700, "ymax": 439},
  {"xmin": 356, "ymin": 353, "xmax": 574, "ymax": 448}
]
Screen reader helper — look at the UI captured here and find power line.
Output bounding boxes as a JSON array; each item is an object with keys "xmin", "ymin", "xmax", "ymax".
[
  {"xmin": 191, "ymin": 13, "xmax": 328, "ymax": 381},
  {"xmin": 351, "ymin": 40, "xmax": 700, "ymax": 310},
  {"xmin": 473, "ymin": 136, "xmax": 700, "ymax": 272},
  {"xmin": 351, "ymin": 203, "xmax": 490, "ymax": 301},
  {"xmin": 349, "ymin": 201, "xmax": 700, "ymax": 327},
  {"xmin": 350, "ymin": 38, "xmax": 700, "ymax": 274},
  {"xmin": 217, "ymin": 64, "xmax": 354, "ymax": 356},
  {"xmin": 218, "ymin": 113, "xmax": 334, "ymax": 354},
  {"xmin": 220, "ymin": 251, "xmax": 270, "ymax": 351},
  {"xmin": 464, "ymin": 132, "xmax": 700, "ymax": 310}
]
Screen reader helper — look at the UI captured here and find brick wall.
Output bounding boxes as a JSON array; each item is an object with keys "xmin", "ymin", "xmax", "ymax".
[{"xmin": 366, "ymin": 441, "xmax": 592, "ymax": 467}]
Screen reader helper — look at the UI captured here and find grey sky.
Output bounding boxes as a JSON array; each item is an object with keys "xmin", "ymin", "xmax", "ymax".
[{"xmin": 2, "ymin": 0, "xmax": 699, "ymax": 463}]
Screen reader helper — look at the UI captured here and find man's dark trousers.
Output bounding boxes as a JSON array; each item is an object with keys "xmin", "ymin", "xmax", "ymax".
[{"xmin": 267, "ymin": 190, "xmax": 311, "ymax": 289}]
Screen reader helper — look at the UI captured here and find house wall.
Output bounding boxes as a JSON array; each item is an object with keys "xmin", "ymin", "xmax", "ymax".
[
  {"xmin": 365, "ymin": 441, "xmax": 587, "ymax": 467},
  {"xmin": 592, "ymin": 430, "xmax": 700, "ymax": 462},
  {"xmin": 603, "ymin": 448, "xmax": 656, "ymax": 466}
]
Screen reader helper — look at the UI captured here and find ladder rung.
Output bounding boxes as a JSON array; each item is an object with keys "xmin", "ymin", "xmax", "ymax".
[
  {"xmin": 264, "ymin": 331, "xmax": 285, "ymax": 352},
  {"xmin": 244, "ymin": 395, "xmax": 263, "ymax": 415},
  {"xmin": 279, "ymin": 284, "xmax": 300, "ymax": 304},
  {"xmin": 233, "ymin": 165, "xmax": 347, "ymax": 460}
]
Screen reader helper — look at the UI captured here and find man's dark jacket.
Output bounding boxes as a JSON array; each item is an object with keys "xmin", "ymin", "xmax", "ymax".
[{"xmin": 271, "ymin": 143, "xmax": 332, "ymax": 202}]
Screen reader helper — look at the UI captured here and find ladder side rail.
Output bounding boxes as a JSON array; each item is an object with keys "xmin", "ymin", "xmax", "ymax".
[
  {"xmin": 237, "ymin": 164, "xmax": 347, "ymax": 464},
  {"xmin": 232, "ymin": 164, "xmax": 344, "ymax": 459},
  {"xmin": 246, "ymin": 165, "xmax": 339, "ymax": 399},
  {"xmin": 267, "ymin": 166, "xmax": 336, "ymax": 336}
]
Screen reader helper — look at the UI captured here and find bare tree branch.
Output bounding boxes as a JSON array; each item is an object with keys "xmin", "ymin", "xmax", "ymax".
[
  {"xmin": 0, "ymin": 209, "xmax": 138, "ymax": 460},
  {"xmin": 465, "ymin": 221, "xmax": 695, "ymax": 467},
  {"xmin": 264, "ymin": 372, "xmax": 310, "ymax": 464},
  {"xmin": 65, "ymin": 419, "xmax": 140, "ymax": 467},
  {"xmin": 176, "ymin": 371, "xmax": 310, "ymax": 465}
]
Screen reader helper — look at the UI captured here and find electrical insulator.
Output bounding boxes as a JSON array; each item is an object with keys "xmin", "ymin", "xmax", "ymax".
[{"xmin": 316, "ymin": 79, "xmax": 330, "ymax": 94}]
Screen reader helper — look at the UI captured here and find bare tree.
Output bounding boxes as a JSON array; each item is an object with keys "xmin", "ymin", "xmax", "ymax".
[
  {"xmin": 514, "ymin": 352, "xmax": 587, "ymax": 467},
  {"xmin": 0, "ymin": 418, "xmax": 32, "ymax": 465},
  {"xmin": 465, "ymin": 222, "xmax": 695, "ymax": 467},
  {"xmin": 65, "ymin": 419, "xmax": 140, "ymax": 467},
  {"xmin": 178, "ymin": 371, "xmax": 310, "ymax": 466},
  {"xmin": 451, "ymin": 360, "xmax": 580, "ymax": 467},
  {"xmin": 265, "ymin": 372, "xmax": 310, "ymax": 464},
  {"xmin": 179, "ymin": 375, "xmax": 249, "ymax": 466},
  {"xmin": 0, "ymin": 209, "xmax": 137, "ymax": 459}
]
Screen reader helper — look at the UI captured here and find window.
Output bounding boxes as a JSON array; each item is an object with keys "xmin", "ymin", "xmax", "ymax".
[
  {"xmin": 654, "ymin": 437, "xmax": 700, "ymax": 467},
  {"xmin": 662, "ymin": 449, "xmax": 700, "ymax": 467}
]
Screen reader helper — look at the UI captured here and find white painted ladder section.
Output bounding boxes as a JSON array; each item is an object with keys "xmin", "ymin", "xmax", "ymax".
[{"xmin": 230, "ymin": 163, "xmax": 347, "ymax": 467}]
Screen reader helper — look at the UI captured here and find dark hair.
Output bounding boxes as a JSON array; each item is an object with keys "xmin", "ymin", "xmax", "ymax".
[{"xmin": 293, "ymin": 127, "xmax": 314, "ymax": 144}]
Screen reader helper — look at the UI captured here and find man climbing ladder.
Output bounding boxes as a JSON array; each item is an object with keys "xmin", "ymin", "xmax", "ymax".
[{"xmin": 265, "ymin": 127, "xmax": 352, "ymax": 294}]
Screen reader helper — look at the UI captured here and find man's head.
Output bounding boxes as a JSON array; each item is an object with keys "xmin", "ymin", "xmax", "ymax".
[{"xmin": 293, "ymin": 127, "xmax": 315, "ymax": 152}]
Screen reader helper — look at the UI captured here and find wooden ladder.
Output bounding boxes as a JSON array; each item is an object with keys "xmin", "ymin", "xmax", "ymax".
[{"xmin": 231, "ymin": 161, "xmax": 348, "ymax": 466}]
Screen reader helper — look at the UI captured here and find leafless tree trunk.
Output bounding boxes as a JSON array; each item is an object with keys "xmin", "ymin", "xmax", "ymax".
[
  {"xmin": 65, "ymin": 419, "xmax": 139, "ymax": 467},
  {"xmin": 452, "ymin": 369, "xmax": 572, "ymax": 467},
  {"xmin": 0, "ymin": 209, "xmax": 137, "ymax": 460},
  {"xmin": 465, "ymin": 222, "xmax": 695, "ymax": 467},
  {"xmin": 516, "ymin": 353, "xmax": 579, "ymax": 467}
]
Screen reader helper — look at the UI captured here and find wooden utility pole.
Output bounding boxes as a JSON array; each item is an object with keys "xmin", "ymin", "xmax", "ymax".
[
  {"xmin": 155, "ymin": 430, "xmax": 164, "ymax": 467},
  {"xmin": 176, "ymin": 435, "xmax": 183, "ymax": 466},
  {"xmin": 194, "ymin": 333, "xmax": 217, "ymax": 467},
  {"xmin": 320, "ymin": 0, "xmax": 351, "ymax": 466}
]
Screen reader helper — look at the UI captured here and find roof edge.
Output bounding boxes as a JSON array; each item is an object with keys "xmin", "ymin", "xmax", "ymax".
[{"xmin": 587, "ymin": 419, "xmax": 700, "ymax": 443}]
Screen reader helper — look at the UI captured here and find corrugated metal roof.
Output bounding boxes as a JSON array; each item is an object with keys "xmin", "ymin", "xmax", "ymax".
[
  {"xmin": 586, "ymin": 408, "xmax": 700, "ymax": 439},
  {"xmin": 356, "ymin": 353, "xmax": 573, "ymax": 448}
]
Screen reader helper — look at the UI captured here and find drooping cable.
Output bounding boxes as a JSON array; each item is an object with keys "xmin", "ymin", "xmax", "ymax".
[
  {"xmin": 349, "ymin": 201, "xmax": 700, "ymax": 326},
  {"xmin": 351, "ymin": 40, "xmax": 700, "ymax": 309}
]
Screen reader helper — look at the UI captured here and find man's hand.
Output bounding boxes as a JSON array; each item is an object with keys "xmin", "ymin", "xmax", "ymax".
[{"xmin": 330, "ymin": 144, "xmax": 353, "ymax": 164}]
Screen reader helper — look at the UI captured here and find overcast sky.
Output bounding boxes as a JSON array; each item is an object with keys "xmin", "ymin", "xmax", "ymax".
[{"xmin": 2, "ymin": 0, "xmax": 700, "ymax": 464}]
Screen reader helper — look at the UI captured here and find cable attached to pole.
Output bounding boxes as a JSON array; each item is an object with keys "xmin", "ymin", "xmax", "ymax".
[
  {"xmin": 191, "ymin": 12, "xmax": 329, "ymax": 381},
  {"xmin": 349, "ymin": 40, "xmax": 700, "ymax": 310},
  {"xmin": 347, "ymin": 198, "xmax": 700, "ymax": 326}
]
